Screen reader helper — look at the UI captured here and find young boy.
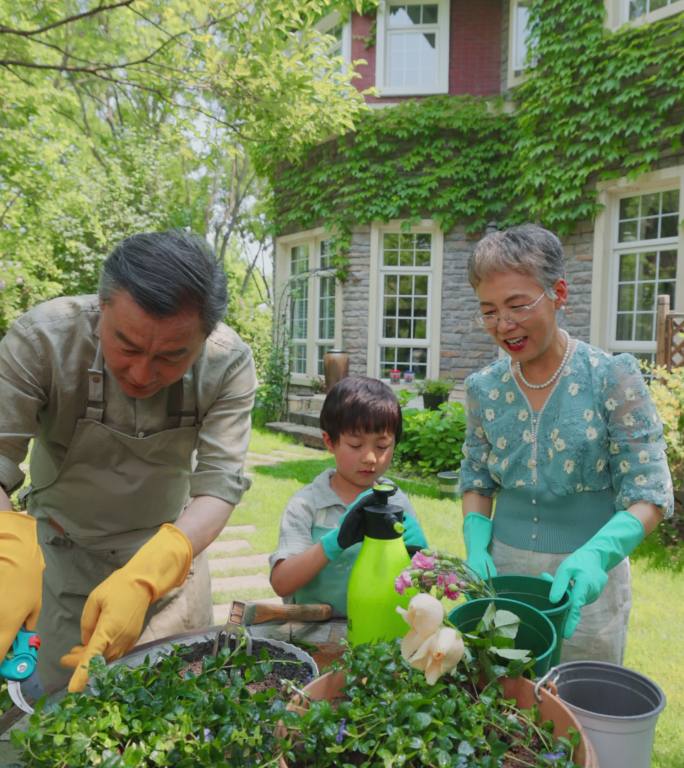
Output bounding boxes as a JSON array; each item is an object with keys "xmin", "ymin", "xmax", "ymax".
[{"xmin": 269, "ymin": 376, "xmax": 427, "ymax": 616}]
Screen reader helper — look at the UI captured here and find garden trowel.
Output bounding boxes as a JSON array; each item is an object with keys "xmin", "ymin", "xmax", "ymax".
[{"xmin": 0, "ymin": 627, "xmax": 41, "ymax": 714}]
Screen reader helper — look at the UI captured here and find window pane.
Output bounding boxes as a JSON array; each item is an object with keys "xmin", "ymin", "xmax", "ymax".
[
  {"xmin": 513, "ymin": 3, "xmax": 530, "ymax": 73},
  {"xmin": 640, "ymin": 217, "xmax": 659, "ymax": 240},
  {"xmin": 413, "ymin": 318, "xmax": 427, "ymax": 338},
  {"xmin": 383, "ymin": 249, "xmax": 398, "ymax": 267},
  {"xmin": 414, "ymin": 297, "xmax": 428, "ymax": 317},
  {"xmin": 387, "ymin": 29, "xmax": 438, "ymax": 89},
  {"xmin": 422, "ymin": 4, "xmax": 438, "ymax": 22},
  {"xmin": 399, "ymin": 275, "xmax": 413, "ymax": 294},
  {"xmin": 662, "ymin": 189, "xmax": 679, "ymax": 214},
  {"xmin": 416, "ymin": 233, "xmax": 431, "ymax": 250},
  {"xmin": 619, "ymin": 196, "xmax": 640, "ymax": 219},
  {"xmin": 619, "ymin": 253, "xmax": 637, "ymax": 280},
  {"xmin": 617, "ymin": 284, "xmax": 634, "ymax": 311},
  {"xmin": 635, "ymin": 313, "xmax": 654, "ymax": 341},
  {"xmin": 636, "ymin": 282, "xmax": 655, "ymax": 311},
  {"xmin": 384, "ymin": 297, "xmax": 397, "ymax": 315},
  {"xmin": 660, "ymin": 250, "xmax": 677, "ymax": 279},
  {"xmin": 642, "ymin": 193, "xmax": 661, "ymax": 217},
  {"xmin": 415, "ymin": 249, "xmax": 431, "ymax": 267},
  {"xmin": 616, "ymin": 313, "xmax": 632, "ymax": 340},
  {"xmin": 415, "ymin": 275, "xmax": 429, "ymax": 294},
  {"xmin": 398, "ymin": 319, "xmax": 412, "ymax": 338},
  {"xmin": 384, "ymin": 318, "xmax": 397, "ymax": 337},
  {"xmin": 618, "ymin": 220, "xmax": 638, "ymax": 242},
  {"xmin": 629, "ymin": 0, "xmax": 647, "ymax": 17},
  {"xmin": 657, "ymin": 281, "xmax": 676, "ymax": 305},
  {"xmin": 638, "ymin": 253, "xmax": 657, "ymax": 280},
  {"xmin": 407, "ymin": 4, "xmax": 421, "ymax": 23},
  {"xmin": 384, "ymin": 233, "xmax": 399, "ymax": 250},
  {"xmin": 660, "ymin": 214, "xmax": 679, "ymax": 238},
  {"xmin": 385, "ymin": 274, "xmax": 398, "ymax": 294}
]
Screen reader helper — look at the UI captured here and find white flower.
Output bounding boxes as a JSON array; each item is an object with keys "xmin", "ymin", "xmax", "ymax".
[
  {"xmin": 623, "ymin": 413, "xmax": 635, "ymax": 427},
  {"xmin": 551, "ymin": 428, "xmax": 559, "ymax": 440},
  {"xmin": 638, "ymin": 450, "xmax": 649, "ymax": 464},
  {"xmin": 407, "ymin": 627, "xmax": 465, "ymax": 685},
  {"xmin": 554, "ymin": 438, "xmax": 566, "ymax": 451},
  {"xmin": 564, "ymin": 459, "xmax": 575, "ymax": 474},
  {"xmin": 568, "ymin": 382, "xmax": 579, "ymax": 396},
  {"xmin": 475, "ymin": 427, "xmax": 485, "ymax": 438},
  {"xmin": 527, "ymin": 458, "xmax": 537, "ymax": 469},
  {"xmin": 501, "ymin": 458, "xmax": 509, "ymax": 470},
  {"xmin": 624, "ymin": 387, "xmax": 637, "ymax": 401},
  {"xmin": 635, "ymin": 475, "xmax": 647, "ymax": 486},
  {"xmin": 586, "ymin": 426, "xmax": 598, "ymax": 440},
  {"xmin": 605, "ymin": 398, "xmax": 618, "ymax": 411},
  {"xmin": 474, "ymin": 479, "xmax": 483, "ymax": 487},
  {"xmin": 518, "ymin": 409, "xmax": 529, "ymax": 422},
  {"xmin": 481, "ymin": 451, "xmax": 489, "ymax": 463},
  {"xmin": 522, "ymin": 430, "xmax": 533, "ymax": 443},
  {"xmin": 505, "ymin": 391, "xmax": 515, "ymax": 404},
  {"xmin": 496, "ymin": 436, "xmax": 507, "ymax": 450},
  {"xmin": 485, "ymin": 408, "xmax": 495, "ymax": 422},
  {"xmin": 489, "ymin": 453, "xmax": 498, "ymax": 464},
  {"xmin": 609, "ymin": 441, "xmax": 620, "ymax": 455},
  {"xmin": 619, "ymin": 460, "xmax": 631, "ymax": 474},
  {"xmin": 596, "ymin": 459, "xmax": 606, "ymax": 472},
  {"xmin": 515, "ymin": 479, "xmax": 526, "ymax": 487},
  {"xmin": 502, "ymin": 371, "xmax": 511, "ymax": 383},
  {"xmin": 562, "ymin": 366, "xmax": 571, "ymax": 377},
  {"xmin": 397, "ymin": 594, "xmax": 445, "ymax": 658},
  {"xmin": 583, "ymin": 409, "xmax": 594, "ymax": 421},
  {"xmin": 590, "ymin": 356, "xmax": 599, "ymax": 367},
  {"xmin": 489, "ymin": 388, "xmax": 500, "ymax": 400},
  {"xmin": 548, "ymin": 447, "xmax": 554, "ymax": 460},
  {"xmin": 576, "ymin": 483, "xmax": 584, "ymax": 492}
]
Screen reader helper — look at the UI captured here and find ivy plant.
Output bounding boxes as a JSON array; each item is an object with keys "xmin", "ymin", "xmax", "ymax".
[{"xmin": 269, "ymin": 0, "xmax": 684, "ymax": 271}]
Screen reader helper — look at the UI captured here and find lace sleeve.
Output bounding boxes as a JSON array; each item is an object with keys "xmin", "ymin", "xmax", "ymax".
[{"xmin": 603, "ymin": 354, "xmax": 674, "ymax": 517}]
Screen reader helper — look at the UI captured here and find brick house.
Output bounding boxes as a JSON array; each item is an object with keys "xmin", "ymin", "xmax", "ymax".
[{"xmin": 273, "ymin": 1, "xmax": 684, "ymax": 394}]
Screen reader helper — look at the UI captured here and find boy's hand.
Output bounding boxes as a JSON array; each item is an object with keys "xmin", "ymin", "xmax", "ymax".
[
  {"xmin": 402, "ymin": 514, "xmax": 428, "ymax": 553},
  {"xmin": 320, "ymin": 489, "xmax": 374, "ymax": 561}
]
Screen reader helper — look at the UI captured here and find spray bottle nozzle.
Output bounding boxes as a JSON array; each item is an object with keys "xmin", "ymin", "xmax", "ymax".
[{"xmin": 371, "ymin": 482, "xmax": 398, "ymax": 505}]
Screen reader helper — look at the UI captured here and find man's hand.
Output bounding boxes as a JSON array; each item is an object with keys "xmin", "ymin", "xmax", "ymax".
[
  {"xmin": 61, "ymin": 523, "xmax": 192, "ymax": 692},
  {"xmin": 0, "ymin": 512, "xmax": 44, "ymax": 662}
]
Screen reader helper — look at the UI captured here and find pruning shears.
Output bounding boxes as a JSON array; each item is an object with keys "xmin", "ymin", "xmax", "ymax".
[{"xmin": 0, "ymin": 627, "xmax": 41, "ymax": 714}]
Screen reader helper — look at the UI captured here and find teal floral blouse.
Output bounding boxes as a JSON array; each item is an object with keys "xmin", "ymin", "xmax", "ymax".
[{"xmin": 460, "ymin": 340, "xmax": 674, "ymax": 517}]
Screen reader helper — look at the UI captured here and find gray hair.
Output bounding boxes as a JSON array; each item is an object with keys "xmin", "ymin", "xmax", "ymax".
[
  {"xmin": 99, "ymin": 230, "xmax": 228, "ymax": 336},
  {"xmin": 468, "ymin": 224, "xmax": 566, "ymax": 294}
]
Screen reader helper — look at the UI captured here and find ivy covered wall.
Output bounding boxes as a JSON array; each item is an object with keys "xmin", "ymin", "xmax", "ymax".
[{"xmin": 269, "ymin": 0, "xmax": 684, "ymax": 379}]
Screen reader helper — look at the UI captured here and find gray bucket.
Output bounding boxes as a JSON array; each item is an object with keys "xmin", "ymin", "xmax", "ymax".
[{"xmin": 546, "ymin": 661, "xmax": 666, "ymax": 768}]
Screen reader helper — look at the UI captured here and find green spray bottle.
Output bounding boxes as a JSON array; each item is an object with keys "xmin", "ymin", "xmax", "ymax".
[{"xmin": 347, "ymin": 482, "xmax": 411, "ymax": 645}]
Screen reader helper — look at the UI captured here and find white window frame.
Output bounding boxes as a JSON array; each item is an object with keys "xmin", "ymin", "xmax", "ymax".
[
  {"xmin": 591, "ymin": 165, "xmax": 684, "ymax": 355},
  {"xmin": 316, "ymin": 10, "xmax": 352, "ymax": 64},
  {"xmin": 605, "ymin": 0, "xmax": 684, "ymax": 28},
  {"xmin": 507, "ymin": 0, "xmax": 532, "ymax": 89},
  {"xmin": 375, "ymin": 0, "xmax": 450, "ymax": 97},
  {"xmin": 367, "ymin": 220, "xmax": 443, "ymax": 380},
  {"xmin": 275, "ymin": 228, "xmax": 343, "ymax": 384}
]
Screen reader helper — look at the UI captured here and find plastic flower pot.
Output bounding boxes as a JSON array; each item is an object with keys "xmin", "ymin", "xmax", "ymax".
[
  {"xmin": 448, "ymin": 597, "xmax": 557, "ymax": 678},
  {"xmin": 281, "ymin": 670, "xmax": 598, "ymax": 768},
  {"xmin": 484, "ymin": 574, "xmax": 571, "ymax": 666}
]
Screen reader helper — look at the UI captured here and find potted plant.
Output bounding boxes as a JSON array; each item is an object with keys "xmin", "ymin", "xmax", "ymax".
[
  {"xmin": 4, "ymin": 628, "xmax": 317, "ymax": 767},
  {"xmin": 282, "ymin": 549, "xmax": 597, "ymax": 767},
  {"xmin": 417, "ymin": 378, "xmax": 452, "ymax": 410}
]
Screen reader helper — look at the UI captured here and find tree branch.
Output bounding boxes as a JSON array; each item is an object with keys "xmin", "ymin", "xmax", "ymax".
[{"xmin": 0, "ymin": 1, "xmax": 136, "ymax": 38}]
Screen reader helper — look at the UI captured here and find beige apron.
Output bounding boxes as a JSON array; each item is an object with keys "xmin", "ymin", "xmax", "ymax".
[
  {"xmin": 491, "ymin": 537, "xmax": 632, "ymax": 665},
  {"xmin": 26, "ymin": 343, "xmax": 213, "ymax": 692}
]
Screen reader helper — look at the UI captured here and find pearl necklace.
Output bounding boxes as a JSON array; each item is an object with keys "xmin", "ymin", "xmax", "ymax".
[{"xmin": 514, "ymin": 329, "xmax": 571, "ymax": 390}]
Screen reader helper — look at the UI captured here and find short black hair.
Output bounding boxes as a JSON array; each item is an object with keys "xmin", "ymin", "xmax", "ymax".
[
  {"xmin": 319, "ymin": 376, "xmax": 402, "ymax": 444},
  {"xmin": 99, "ymin": 230, "xmax": 228, "ymax": 336}
]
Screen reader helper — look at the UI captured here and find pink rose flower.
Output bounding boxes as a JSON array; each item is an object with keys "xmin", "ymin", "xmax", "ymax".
[{"xmin": 411, "ymin": 551, "xmax": 436, "ymax": 570}]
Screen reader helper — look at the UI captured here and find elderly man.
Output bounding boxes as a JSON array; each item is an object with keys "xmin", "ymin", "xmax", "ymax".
[{"xmin": 0, "ymin": 230, "xmax": 256, "ymax": 692}]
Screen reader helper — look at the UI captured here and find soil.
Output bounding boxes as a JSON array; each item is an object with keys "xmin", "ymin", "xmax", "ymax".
[{"xmin": 178, "ymin": 638, "xmax": 315, "ymax": 696}]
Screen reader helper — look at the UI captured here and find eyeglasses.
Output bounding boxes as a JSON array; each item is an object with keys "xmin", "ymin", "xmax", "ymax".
[{"xmin": 473, "ymin": 291, "xmax": 548, "ymax": 328}]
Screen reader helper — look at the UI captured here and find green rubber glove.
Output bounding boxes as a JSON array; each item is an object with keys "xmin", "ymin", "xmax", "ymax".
[
  {"xmin": 402, "ymin": 513, "xmax": 428, "ymax": 553},
  {"xmin": 463, "ymin": 512, "xmax": 497, "ymax": 580},
  {"xmin": 320, "ymin": 488, "xmax": 374, "ymax": 561},
  {"xmin": 546, "ymin": 511, "xmax": 645, "ymax": 639}
]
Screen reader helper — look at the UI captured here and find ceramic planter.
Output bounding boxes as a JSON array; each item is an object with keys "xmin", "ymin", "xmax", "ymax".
[{"xmin": 282, "ymin": 670, "xmax": 598, "ymax": 768}]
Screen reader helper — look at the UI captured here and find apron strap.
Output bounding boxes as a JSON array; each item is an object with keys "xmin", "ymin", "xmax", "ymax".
[
  {"xmin": 87, "ymin": 342, "xmax": 105, "ymax": 422},
  {"xmin": 166, "ymin": 367, "xmax": 198, "ymax": 428}
]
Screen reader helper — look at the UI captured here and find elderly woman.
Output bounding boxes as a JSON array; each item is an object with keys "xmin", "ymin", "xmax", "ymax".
[{"xmin": 459, "ymin": 224, "xmax": 673, "ymax": 664}]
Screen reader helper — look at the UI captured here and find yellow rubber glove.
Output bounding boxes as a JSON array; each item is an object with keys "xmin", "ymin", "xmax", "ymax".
[
  {"xmin": 61, "ymin": 523, "xmax": 192, "ymax": 692},
  {"xmin": 0, "ymin": 511, "xmax": 44, "ymax": 662}
]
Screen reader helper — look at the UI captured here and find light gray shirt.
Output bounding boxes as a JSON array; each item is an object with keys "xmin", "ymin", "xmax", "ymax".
[
  {"xmin": 269, "ymin": 467, "xmax": 417, "ymax": 571},
  {"xmin": 0, "ymin": 295, "xmax": 256, "ymax": 504}
]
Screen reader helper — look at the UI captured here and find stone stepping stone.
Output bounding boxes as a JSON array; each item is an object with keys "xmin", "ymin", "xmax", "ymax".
[
  {"xmin": 222, "ymin": 524, "xmax": 256, "ymax": 534},
  {"xmin": 208, "ymin": 539, "xmax": 251, "ymax": 555},
  {"xmin": 210, "ymin": 554, "xmax": 269, "ymax": 572},
  {"xmin": 212, "ymin": 573, "xmax": 271, "ymax": 592}
]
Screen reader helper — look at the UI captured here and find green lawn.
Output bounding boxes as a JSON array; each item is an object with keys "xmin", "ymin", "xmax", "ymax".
[{"xmin": 238, "ymin": 428, "xmax": 684, "ymax": 768}]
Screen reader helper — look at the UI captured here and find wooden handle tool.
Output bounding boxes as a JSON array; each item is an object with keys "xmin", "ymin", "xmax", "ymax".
[{"xmin": 229, "ymin": 600, "xmax": 333, "ymax": 625}]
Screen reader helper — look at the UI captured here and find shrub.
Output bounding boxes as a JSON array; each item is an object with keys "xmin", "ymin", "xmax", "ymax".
[
  {"xmin": 394, "ymin": 402, "xmax": 466, "ymax": 478},
  {"xmin": 647, "ymin": 365, "xmax": 684, "ymax": 546}
]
